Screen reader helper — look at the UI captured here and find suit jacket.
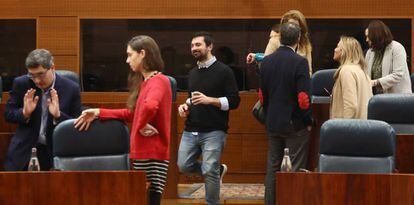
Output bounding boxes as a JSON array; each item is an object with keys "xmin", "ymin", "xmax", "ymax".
[
  {"xmin": 4, "ymin": 74, "xmax": 82, "ymax": 170},
  {"xmin": 366, "ymin": 40, "xmax": 412, "ymax": 93},
  {"xmin": 260, "ymin": 46, "xmax": 312, "ymax": 134}
]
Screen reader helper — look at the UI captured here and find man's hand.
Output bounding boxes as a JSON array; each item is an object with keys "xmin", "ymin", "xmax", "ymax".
[
  {"xmin": 246, "ymin": 53, "xmax": 256, "ymax": 64},
  {"xmin": 74, "ymin": 108, "xmax": 100, "ymax": 131},
  {"xmin": 22, "ymin": 88, "xmax": 39, "ymax": 119},
  {"xmin": 178, "ymin": 103, "xmax": 189, "ymax": 118},
  {"xmin": 139, "ymin": 123, "xmax": 159, "ymax": 137},
  {"xmin": 191, "ymin": 91, "xmax": 212, "ymax": 105},
  {"xmin": 47, "ymin": 88, "xmax": 61, "ymax": 119}
]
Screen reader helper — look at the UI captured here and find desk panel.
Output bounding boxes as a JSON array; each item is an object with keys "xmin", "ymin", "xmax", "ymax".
[
  {"xmin": 276, "ymin": 172, "xmax": 414, "ymax": 205},
  {"xmin": 0, "ymin": 171, "xmax": 146, "ymax": 205}
]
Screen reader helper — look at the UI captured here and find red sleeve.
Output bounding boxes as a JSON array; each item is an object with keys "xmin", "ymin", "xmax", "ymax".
[
  {"xmin": 135, "ymin": 78, "xmax": 167, "ymax": 130},
  {"xmin": 258, "ymin": 88, "xmax": 264, "ymax": 104},
  {"xmin": 99, "ymin": 108, "xmax": 134, "ymax": 123},
  {"xmin": 297, "ymin": 91, "xmax": 310, "ymax": 110}
]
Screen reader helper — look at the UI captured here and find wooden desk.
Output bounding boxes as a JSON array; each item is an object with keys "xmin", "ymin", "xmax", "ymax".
[
  {"xmin": 396, "ymin": 134, "xmax": 414, "ymax": 173},
  {"xmin": 0, "ymin": 171, "xmax": 147, "ymax": 205},
  {"xmin": 276, "ymin": 172, "xmax": 414, "ymax": 205}
]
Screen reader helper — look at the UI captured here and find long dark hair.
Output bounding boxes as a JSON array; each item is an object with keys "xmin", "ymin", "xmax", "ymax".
[
  {"xmin": 367, "ymin": 20, "xmax": 393, "ymax": 51},
  {"xmin": 126, "ymin": 35, "xmax": 164, "ymax": 110}
]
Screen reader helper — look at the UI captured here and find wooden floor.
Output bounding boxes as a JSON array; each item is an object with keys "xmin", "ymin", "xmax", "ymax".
[{"xmin": 161, "ymin": 184, "xmax": 264, "ymax": 205}]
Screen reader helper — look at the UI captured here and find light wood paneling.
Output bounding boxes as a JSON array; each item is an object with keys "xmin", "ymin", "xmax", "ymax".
[
  {"xmin": 55, "ymin": 56, "xmax": 78, "ymax": 73},
  {"xmin": 0, "ymin": 0, "xmax": 411, "ymax": 17},
  {"xmin": 37, "ymin": 16, "xmax": 78, "ymax": 73},
  {"xmin": 242, "ymin": 134, "xmax": 268, "ymax": 172},
  {"xmin": 0, "ymin": 0, "xmax": 413, "ymax": 73},
  {"xmin": 81, "ymin": 92, "xmax": 129, "ymax": 103},
  {"xmin": 37, "ymin": 16, "xmax": 78, "ymax": 55}
]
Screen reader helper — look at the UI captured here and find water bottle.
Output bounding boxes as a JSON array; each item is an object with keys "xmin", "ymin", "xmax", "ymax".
[
  {"xmin": 280, "ymin": 148, "xmax": 292, "ymax": 172},
  {"xmin": 28, "ymin": 147, "xmax": 40, "ymax": 171}
]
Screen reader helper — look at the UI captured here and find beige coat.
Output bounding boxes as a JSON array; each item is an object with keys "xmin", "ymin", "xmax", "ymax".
[{"xmin": 330, "ymin": 64, "xmax": 373, "ymax": 119}]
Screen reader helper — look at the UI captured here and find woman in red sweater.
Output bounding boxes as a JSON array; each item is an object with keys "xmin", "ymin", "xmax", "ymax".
[{"xmin": 74, "ymin": 35, "xmax": 172, "ymax": 205}]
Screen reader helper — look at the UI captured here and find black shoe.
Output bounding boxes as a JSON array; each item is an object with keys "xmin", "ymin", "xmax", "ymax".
[{"xmin": 219, "ymin": 164, "xmax": 228, "ymax": 185}]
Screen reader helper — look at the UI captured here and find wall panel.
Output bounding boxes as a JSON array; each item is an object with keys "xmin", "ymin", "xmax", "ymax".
[
  {"xmin": 1, "ymin": 0, "xmax": 411, "ymax": 17},
  {"xmin": 0, "ymin": 0, "xmax": 412, "ymax": 74},
  {"xmin": 37, "ymin": 17, "xmax": 78, "ymax": 55},
  {"xmin": 37, "ymin": 16, "xmax": 78, "ymax": 73},
  {"xmin": 54, "ymin": 56, "xmax": 78, "ymax": 73}
]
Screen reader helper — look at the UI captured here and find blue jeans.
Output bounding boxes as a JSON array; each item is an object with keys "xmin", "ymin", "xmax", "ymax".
[{"xmin": 177, "ymin": 130, "xmax": 227, "ymax": 205}]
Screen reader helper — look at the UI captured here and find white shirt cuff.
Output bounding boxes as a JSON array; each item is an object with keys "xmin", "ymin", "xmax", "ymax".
[
  {"xmin": 186, "ymin": 98, "xmax": 191, "ymax": 106},
  {"xmin": 219, "ymin": 97, "xmax": 229, "ymax": 111}
]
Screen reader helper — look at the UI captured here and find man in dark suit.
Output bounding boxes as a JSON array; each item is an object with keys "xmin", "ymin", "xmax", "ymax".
[
  {"xmin": 4, "ymin": 49, "xmax": 82, "ymax": 171},
  {"xmin": 260, "ymin": 22, "xmax": 313, "ymax": 205}
]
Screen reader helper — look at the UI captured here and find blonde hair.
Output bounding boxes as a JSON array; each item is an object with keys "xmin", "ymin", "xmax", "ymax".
[
  {"xmin": 280, "ymin": 10, "xmax": 312, "ymax": 55},
  {"xmin": 337, "ymin": 36, "xmax": 366, "ymax": 70}
]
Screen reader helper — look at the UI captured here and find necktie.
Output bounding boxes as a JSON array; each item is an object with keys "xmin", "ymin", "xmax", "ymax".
[{"xmin": 38, "ymin": 90, "xmax": 48, "ymax": 144}]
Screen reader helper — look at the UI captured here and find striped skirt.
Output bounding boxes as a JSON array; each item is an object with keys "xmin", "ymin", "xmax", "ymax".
[{"xmin": 132, "ymin": 159, "xmax": 169, "ymax": 194}]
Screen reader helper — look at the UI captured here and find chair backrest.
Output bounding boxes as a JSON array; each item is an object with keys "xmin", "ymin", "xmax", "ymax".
[
  {"xmin": 411, "ymin": 74, "xmax": 414, "ymax": 93},
  {"xmin": 368, "ymin": 93, "xmax": 414, "ymax": 134},
  {"xmin": 318, "ymin": 119, "xmax": 396, "ymax": 173},
  {"xmin": 166, "ymin": 75, "xmax": 177, "ymax": 102},
  {"xmin": 55, "ymin": 70, "xmax": 80, "ymax": 85},
  {"xmin": 53, "ymin": 119, "xmax": 130, "ymax": 170},
  {"xmin": 311, "ymin": 69, "xmax": 336, "ymax": 104}
]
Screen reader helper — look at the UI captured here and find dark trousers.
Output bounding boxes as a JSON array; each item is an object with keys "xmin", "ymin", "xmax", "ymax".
[
  {"xmin": 36, "ymin": 143, "xmax": 53, "ymax": 171},
  {"xmin": 264, "ymin": 129, "xmax": 309, "ymax": 205}
]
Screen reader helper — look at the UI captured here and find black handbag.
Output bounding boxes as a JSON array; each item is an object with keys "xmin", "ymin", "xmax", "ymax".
[{"xmin": 252, "ymin": 100, "xmax": 266, "ymax": 125}]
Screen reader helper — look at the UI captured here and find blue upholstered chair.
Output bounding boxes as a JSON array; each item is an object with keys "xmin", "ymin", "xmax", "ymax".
[
  {"xmin": 411, "ymin": 74, "xmax": 414, "ymax": 93},
  {"xmin": 55, "ymin": 69, "xmax": 80, "ymax": 87},
  {"xmin": 311, "ymin": 69, "xmax": 336, "ymax": 104},
  {"xmin": 368, "ymin": 93, "xmax": 414, "ymax": 134},
  {"xmin": 53, "ymin": 119, "xmax": 130, "ymax": 170},
  {"xmin": 166, "ymin": 75, "xmax": 177, "ymax": 102},
  {"xmin": 318, "ymin": 119, "xmax": 396, "ymax": 173}
]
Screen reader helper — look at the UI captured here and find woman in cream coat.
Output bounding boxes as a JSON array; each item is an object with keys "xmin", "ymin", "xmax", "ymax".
[
  {"xmin": 365, "ymin": 20, "xmax": 412, "ymax": 94},
  {"xmin": 330, "ymin": 36, "xmax": 373, "ymax": 119},
  {"xmin": 246, "ymin": 10, "xmax": 313, "ymax": 75}
]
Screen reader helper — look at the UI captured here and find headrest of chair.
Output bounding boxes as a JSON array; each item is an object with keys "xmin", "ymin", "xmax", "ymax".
[
  {"xmin": 368, "ymin": 93, "xmax": 414, "ymax": 123},
  {"xmin": 55, "ymin": 70, "xmax": 80, "ymax": 85},
  {"xmin": 166, "ymin": 75, "xmax": 177, "ymax": 102},
  {"xmin": 53, "ymin": 119, "xmax": 130, "ymax": 157},
  {"xmin": 411, "ymin": 74, "xmax": 414, "ymax": 92},
  {"xmin": 318, "ymin": 155, "xmax": 394, "ymax": 173},
  {"xmin": 320, "ymin": 119, "xmax": 395, "ymax": 157},
  {"xmin": 311, "ymin": 69, "xmax": 336, "ymax": 96}
]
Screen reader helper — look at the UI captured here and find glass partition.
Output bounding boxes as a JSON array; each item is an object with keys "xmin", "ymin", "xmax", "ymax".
[
  {"xmin": 81, "ymin": 19, "xmax": 411, "ymax": 92},
  {"xmin": 0, "ymin": 19, "xmax": 36, "ymax": 92}
]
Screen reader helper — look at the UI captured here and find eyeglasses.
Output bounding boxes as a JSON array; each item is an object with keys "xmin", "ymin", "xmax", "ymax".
[{"xmin": 27, "ymin": 69, "xmax": 50, "ymax": 80}]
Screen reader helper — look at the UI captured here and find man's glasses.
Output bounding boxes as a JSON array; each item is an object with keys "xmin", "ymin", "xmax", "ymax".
[{"xmin": 27, "ymin": 69, "xmax": 50, "ymax": 80}]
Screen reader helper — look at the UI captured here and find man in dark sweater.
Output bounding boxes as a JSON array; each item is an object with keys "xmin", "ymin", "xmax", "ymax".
[
  {"xmin": 260, "ymin": 23, "xmax": 313, "ymax": 205},
  {"xmin": 177, "ymin": 31, "xmax": 240, "ymax": 205}
]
